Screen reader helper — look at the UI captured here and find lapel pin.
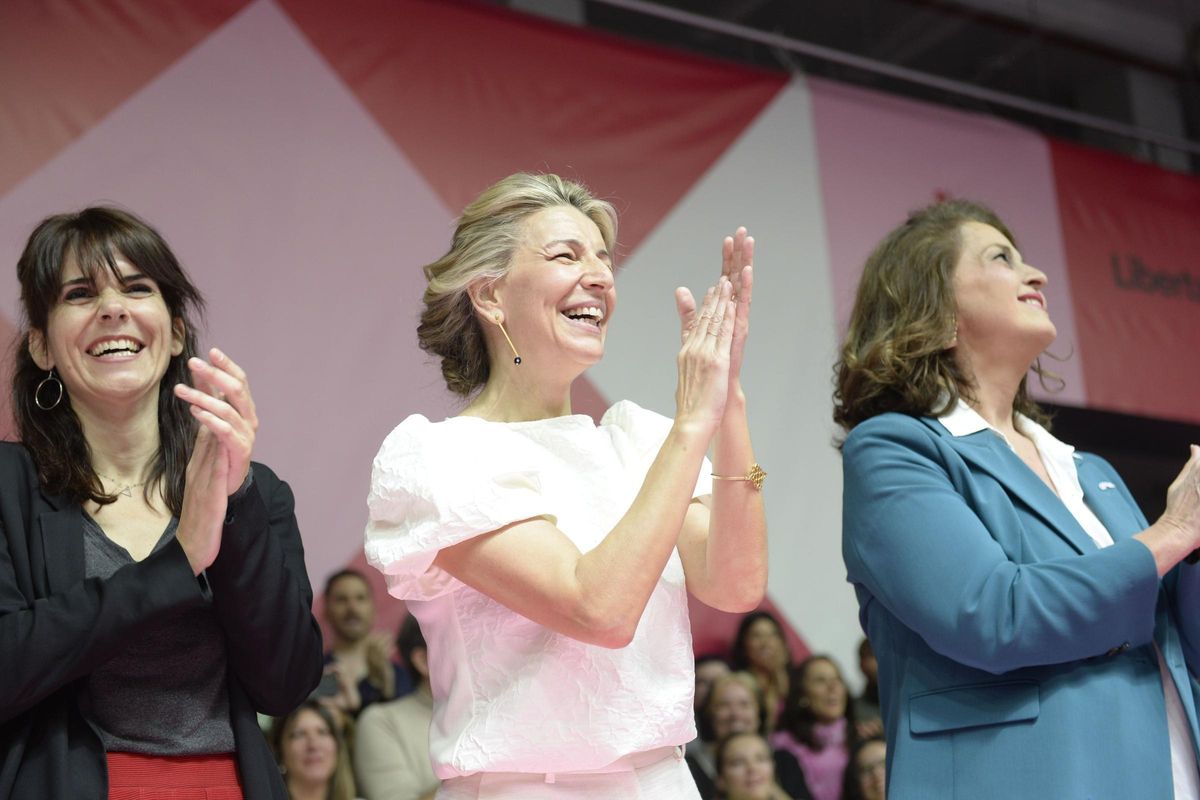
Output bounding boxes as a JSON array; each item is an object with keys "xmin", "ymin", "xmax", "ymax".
[{"xmin": 1098, "ymin": 481, "xmax": 1116, "ymax": 491}]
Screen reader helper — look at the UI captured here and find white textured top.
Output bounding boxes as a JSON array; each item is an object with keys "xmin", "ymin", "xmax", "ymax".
[{"xmin": 364, "ymin": 400, "xmax": 709, "ymax": 778}]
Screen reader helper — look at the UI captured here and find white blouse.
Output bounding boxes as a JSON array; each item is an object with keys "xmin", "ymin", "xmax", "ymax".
[{"xmin": 364, "ymin": 400, "xmax": 710, "ymax": 778}]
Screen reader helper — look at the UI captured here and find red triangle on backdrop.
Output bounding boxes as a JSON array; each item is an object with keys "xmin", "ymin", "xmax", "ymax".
[
  {"xmin": 0, "ymin": 0, "xmax": 251, "ymax": 198},
  {"xmin": 278, "ymin": 0, "xmax": 786, "ymax": 257}
]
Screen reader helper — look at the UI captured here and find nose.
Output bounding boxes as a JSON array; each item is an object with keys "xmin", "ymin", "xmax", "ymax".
[
  {"xmin": 98, "ymin": 287, "xmax": 130, "ymax": 321},
  {"xmin": 1024, "ymin": 262, "xmax": 1048, "ymax": 288},
  {"xmin": 582, "ymin": 257, "xmax": 614, "ymax": 290}
]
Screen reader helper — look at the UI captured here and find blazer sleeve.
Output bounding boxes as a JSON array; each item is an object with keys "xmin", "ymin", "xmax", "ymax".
[
  {"xmin": 0, "ymin": 481, "xmax": 203, "ymax": 722},
  {"xmin": 204, "ymin": 462, "xmax": 324, "ymax": 715},
  {"xmin": 841, "ymin": 415, "xmax": 1160, "ymax": 675}
]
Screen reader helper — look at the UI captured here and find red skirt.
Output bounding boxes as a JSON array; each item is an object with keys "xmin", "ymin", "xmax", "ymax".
[{"xmin": 107, "ymin": 751, "xmax": 243, "ymax": 800}]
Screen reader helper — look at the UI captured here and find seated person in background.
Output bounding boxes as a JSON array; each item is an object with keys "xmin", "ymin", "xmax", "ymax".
[
  {"xmin": 850, "ymin": 639, "xmax": 880, "ymax": 727},
  {"xmin": 717, "ymin": 732, "xmax": 796, "ymax": 800},
  {"xmin": 841, "ymin": 736, "xmax": 886, "ymax": 800},
  {"xmin": 272, "ymin": 700, "xmax": 359, "ymax": 800},
  {"xmin": 322, "ymin": 569, "xmax": 413, "ymax": 716},
  {"xmin": 731, "ymin": 611, "xmax": 793, "ymax": 730},
  {"xmin": 354, "ymin": 615, "xmax": 439, "ymax": 800},
  {"xmin": 689, "ymin": 672, "xmax": 812, "ymax": 800},
  {"xmin": 771, "ymin": 656, "xmax": 859, "ymax": 800},
  {"xmin": 695, "ymin": 654, "xmax": 732, "ymax": 716}
]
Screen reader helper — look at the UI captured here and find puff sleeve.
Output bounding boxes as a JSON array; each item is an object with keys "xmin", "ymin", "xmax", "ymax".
[{"xmin": 364, "ymin": 415, "xmax": 552, "ymax": 601}]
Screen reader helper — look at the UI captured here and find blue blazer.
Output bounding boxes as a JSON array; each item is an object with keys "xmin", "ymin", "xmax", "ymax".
[{"xmin": 842, "ymin": 413, "xmax": 1200, "ymax": 800}]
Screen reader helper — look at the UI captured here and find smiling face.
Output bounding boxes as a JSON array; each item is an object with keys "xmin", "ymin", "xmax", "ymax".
[
  {"xmin": 744, "ymin": 617, "xmax": 788, "ymax": 672},
  {"xmin": 718, "ymin": 733, "xmax": 776, "ymax": 800},
  {"xmin": 800, "ymin": 657, "xmax": 848, "ymax": 724},
  {"xmin": 29, "ymin": 253, "xmax": 183, "ymax": 417},
  {"xmin": 710, "ymin": 678, "xmax": 761, "ymax": 740},
  {"xmin": 281, "ymin": 708, "xmax": 338, "ymax": 788},
  {"xmin": 951, "ymin": 221, "xmax": 1056, "ymax": 367},
  {"xmin": 484, "ymin": 205, "xmax": 615, "ymax": 373}
]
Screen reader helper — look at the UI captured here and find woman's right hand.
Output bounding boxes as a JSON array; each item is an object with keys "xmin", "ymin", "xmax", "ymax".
[{"xmin": 673, "ymin": 277, "xmax": 737, "ymax": 435}]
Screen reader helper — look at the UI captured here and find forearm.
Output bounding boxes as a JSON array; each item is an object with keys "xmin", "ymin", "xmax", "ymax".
[
  {"xmin": 1135, "ymin": 518, "xmax": 1197, "ymax": 578},
  {"xmin": 571, "ymin": 420, "xmax": 712, "ymax": 644},
  {"xmin": 702, "ymin": 389, "xmax": 768, "ymax": 609}
]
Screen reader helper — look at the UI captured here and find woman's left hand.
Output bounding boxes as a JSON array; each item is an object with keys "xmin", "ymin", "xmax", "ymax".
[
  {"xmin": 173, "ymin": 347, "xmax": 259, "ymax": 495},
  {"xmin": 679, "ymin": 228, "xmax": 754, "ymax": 399}
]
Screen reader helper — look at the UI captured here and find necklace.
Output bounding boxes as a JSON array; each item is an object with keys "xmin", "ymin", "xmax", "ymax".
[{"xmin": 96, "ymin": 472, "xmax": 148, "ymax": 498}]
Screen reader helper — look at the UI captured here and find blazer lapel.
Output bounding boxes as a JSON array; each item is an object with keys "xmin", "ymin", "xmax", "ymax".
[
  {"xmin": 35, "ymin": 492, "xmax": 84, "ymax": 595},
  {"xmin": 931, "ymin": 422, "xmax": 1098, "ymax": 556},
  {"xmin": 1077, "ymin": 460, "xmax": 1146, "ymax": 542}
]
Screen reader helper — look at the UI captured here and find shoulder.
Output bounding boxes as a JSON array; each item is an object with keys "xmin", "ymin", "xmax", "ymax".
[
  {"xmin": 0, "ymin": 441, "xmax": 38, "ymax": 490},
  {"xmin": 600, "ymin": 399, "xmax": 672, "ymax": 440},
  {"xmin": 843, "ymin": 412, "xmax": 941, "ymax": 456}
]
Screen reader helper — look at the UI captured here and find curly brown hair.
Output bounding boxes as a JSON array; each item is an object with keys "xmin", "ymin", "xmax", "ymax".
[
  {"xmin": 833, "ymin": 199, "xmax": 1055, "ymax": 435},
  {"xmin": 417, "ymin": 172, "xmax": 618, "ymax": 396}
]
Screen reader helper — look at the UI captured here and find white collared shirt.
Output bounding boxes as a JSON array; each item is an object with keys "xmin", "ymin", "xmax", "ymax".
[{"xmin": 937, "ymin": 399, "xmax": 1199, "ymax": 800}]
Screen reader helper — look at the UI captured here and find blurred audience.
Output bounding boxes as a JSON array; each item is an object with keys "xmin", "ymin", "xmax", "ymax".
[
  {"xmin": 689, "ymin": 672, "xmax": 813, "ymax": 800},
  {"xmin": 272, "ymin": 701, "xmax": 360, "ymax": 800},
  {"xmin": 716, "ymin": 732, "xmax": 795, "ymax": 800},
  {"xmin": 731, "ymin": 611, "xmax": 793, "ymax": 730},
  {"xmin": 772, "ymin": 656, "xmax": 858, "ymax": 800},
  {"xmin": 850, "ymin": 639, "xmax": 881, "ymax": 730},
  {"xmin": 842, "ymin": 736, "xmax": 886, "ymax": 800},
  {"xmin": 354, "ymin": 615, "xmax": 439, "ymax": 800},
  {"xmin": 695, "ymin": 654, "xmax": 732, "ymax": 714},
  {"xmin": 321, "ymin": 569, "xmax": 413, "ymax": 717}
]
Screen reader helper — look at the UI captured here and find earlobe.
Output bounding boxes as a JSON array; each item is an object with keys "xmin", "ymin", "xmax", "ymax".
[{"xmin": 27, "ymin": 330, "xmax": 53, "ymax": 370}]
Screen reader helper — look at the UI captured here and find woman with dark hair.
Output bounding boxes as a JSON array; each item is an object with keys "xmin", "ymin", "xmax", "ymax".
[
  {"xmin": 730, "ymin": 611, "xmax": 793, "ymax": 729},
  {"xmin": 0, "ymin": 207, "xmax": 323, "ymax": 799},
  {"xmin": 837, "ymin": 199, "xmax": 1200, "ymax": 798},
  {"xmin": 272, "ymin": 701, "xmax": 359, "ymax": 800},
  {"xmin": 771, "ymin": 656, "xmax": 856, "ymax": 800},
  {"xmin": 840, "ymin": 737, "xmax": 885, "ymax": 800},
  {"xmin": 364, "ymin": 172, "xmax": 768, "ymax": 798}
]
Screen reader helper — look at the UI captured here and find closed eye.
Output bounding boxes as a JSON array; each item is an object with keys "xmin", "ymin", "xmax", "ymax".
[
  {"xmin": 62, "ymin": 286, "xmax": 93, "ymax": 302},
  {"xmin": 123, "ymin": 282, "xmax": 155, "ymax": 295}
]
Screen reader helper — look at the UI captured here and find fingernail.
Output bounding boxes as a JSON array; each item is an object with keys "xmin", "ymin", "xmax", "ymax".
[{"xmin": 211, "ymin": 347, "xmax": 224, "ymax": 361}]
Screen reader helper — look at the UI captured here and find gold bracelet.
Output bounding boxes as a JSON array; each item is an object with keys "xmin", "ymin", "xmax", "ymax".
[{"xmin": 711, "ymin": 463, "xmax": 766, "ymax": 490}]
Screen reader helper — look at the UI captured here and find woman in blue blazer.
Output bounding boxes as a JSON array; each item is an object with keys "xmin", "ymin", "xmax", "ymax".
[{"xmin": 834, "ymin": 200, "xmax": 1200, "ymax": 799}]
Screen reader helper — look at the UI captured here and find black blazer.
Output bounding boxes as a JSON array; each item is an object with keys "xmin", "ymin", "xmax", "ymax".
[{"xmin": 0, "ymin": 442, "xmax": 324, "ymax": 799}]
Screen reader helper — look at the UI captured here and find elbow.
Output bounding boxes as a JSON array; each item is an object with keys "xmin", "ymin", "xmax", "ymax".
[{"xmin": 571, "ymin": 603, "xmax": 638, "ymax": 649}]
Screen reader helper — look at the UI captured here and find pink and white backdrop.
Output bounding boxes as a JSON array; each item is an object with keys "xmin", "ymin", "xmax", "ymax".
[{"xmin": 3, "ymin": 0, "xmax": 1198, "ymax": 677}]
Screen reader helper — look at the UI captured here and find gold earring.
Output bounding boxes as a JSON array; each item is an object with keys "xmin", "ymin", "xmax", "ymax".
[{"xmin": 494, "ymin": 314, "xmax": 521, "ymax": 365}]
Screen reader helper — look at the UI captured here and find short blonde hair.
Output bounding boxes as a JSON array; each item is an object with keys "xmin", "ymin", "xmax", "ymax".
[{"xmin": 417, "ymin": 173, "xmax": 618, "ymax": 396}]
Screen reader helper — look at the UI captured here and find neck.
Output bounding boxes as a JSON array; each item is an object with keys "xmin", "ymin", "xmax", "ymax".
[
  {"xmin": 73, "ymin": 394, "xmax": 162, "ymax": 483},
  {"xmin": 954, "ymin": 348, "xmax": 1027, "ymax": 437},
  {"xmin": 462, "ymin": 362, "xmax": 576, "ymax": 422},
  {"xmin": 286, "ymin": 777, "xmax": 328, "ymax": 800},
  {"xmin": 331, "ymin": 636, "xmax": 369, "ymax": 658}
]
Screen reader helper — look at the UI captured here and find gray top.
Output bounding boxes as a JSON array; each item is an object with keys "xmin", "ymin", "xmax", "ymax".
[{"xmin": 81, "ymin": 514, "xmax": 235, "ymax": 755}]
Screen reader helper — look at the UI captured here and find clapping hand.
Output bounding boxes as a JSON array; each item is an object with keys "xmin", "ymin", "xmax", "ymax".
[{"xmin": 172, "ymin": 348, "xmax": 260, "ymax": 575}]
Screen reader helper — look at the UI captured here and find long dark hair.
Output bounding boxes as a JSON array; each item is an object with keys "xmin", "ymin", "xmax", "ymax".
[
  {"xmin": 777, "ymin": 655, "xmax": 858, "ymax": 752},
  {"xmin": 730, "ymin": 610, "xmax": 791, "ymax": 672},
  {"xmin": 12, "ymin": 207, "xmax": 204, "ymax": 515}
]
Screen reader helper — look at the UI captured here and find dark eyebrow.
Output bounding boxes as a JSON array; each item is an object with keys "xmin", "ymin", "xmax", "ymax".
[{"xmin": 546, "ymin": 238, "xmax": 612, "ymax": 264}]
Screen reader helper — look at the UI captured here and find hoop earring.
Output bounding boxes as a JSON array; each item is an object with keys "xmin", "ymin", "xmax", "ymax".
[
  {"xmin": 494, "ymin": 314, "xmax": 521, "ymax": 365},
  {"xmin": 34, "ymin": 369, "xmax": 64, "ymax": 411}
]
